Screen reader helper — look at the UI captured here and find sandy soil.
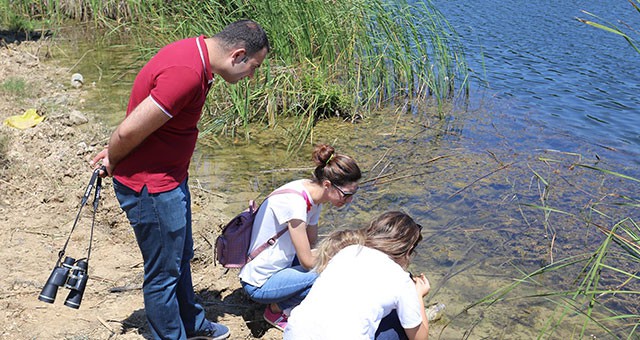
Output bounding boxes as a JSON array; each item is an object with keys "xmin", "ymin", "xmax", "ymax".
[{"xmin": 0, "ymin": 39, "xmax": 280, "ymax": 339}]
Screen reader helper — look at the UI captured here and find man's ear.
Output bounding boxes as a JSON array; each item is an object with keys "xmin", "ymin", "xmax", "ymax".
[{"xmin": 231, "ymin": 48, "xmax": 247, "ymax": 64}]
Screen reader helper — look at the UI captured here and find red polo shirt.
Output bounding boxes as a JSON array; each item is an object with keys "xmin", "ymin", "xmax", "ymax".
[{"xmin": 114, "ymin": 35, "xmax": 214, "ymax": 193}]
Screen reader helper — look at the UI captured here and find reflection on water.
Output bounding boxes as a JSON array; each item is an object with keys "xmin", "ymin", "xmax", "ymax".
[
  {"xmin": 431, "ymin": 0, "xmax": 640, "ymax": 166},
  {"xmin": 192, "ymin": 107, "xmax": 639, "ymax": 338},
  {"xmin": 52, "ymin": 35, "xmax": 141, "ymax": 127},
  {"xmin": 62, "ymin": 26, "xmax": 640, "ymax": 339}
]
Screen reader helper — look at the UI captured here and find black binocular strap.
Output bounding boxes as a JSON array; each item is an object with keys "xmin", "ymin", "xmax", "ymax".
[{"xmin": 56, "ymin": 167, "xmax": 104, "ymax": 267}]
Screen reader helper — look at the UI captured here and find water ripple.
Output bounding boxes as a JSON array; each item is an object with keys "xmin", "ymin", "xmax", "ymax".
[{"xmin": 432, "ymin": 0, "xmax": 640, "ymax": 166}]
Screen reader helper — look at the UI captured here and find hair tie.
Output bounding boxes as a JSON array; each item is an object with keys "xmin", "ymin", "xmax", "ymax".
[{"xmin": 325, "ymin": 153, "xmax": 335, "ymax": 166}]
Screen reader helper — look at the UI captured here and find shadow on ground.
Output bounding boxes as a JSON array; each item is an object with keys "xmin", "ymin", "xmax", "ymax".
[{"xmin": 0, "ymin": 29, "xmax": 51, "ymax": 46}]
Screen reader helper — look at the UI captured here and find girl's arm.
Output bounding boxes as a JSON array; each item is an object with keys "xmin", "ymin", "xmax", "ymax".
[
  {"xmin": 288, "ymin": 219, "xmax": 317, "ymax": 270},
  {"xmin": 306, "ymin": 224, "xmax": 318, "ymax": 247},
  {"xmin": 404, "ymin": 273, "xmax": 430, "ymax": 340}
]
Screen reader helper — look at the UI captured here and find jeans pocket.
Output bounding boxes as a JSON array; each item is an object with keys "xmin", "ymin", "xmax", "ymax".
[
  {"xmin": 113, "ymin": 178, "xmax": 137, "ymax": 195},
  {"xmin": 113, "ymin": 179, "xmax": 141, "ymax": 221}
]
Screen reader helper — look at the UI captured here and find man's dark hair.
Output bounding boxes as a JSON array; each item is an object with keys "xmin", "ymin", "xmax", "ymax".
[{"xmin": 215, "ymin": 19, "xmax": 270, "ymax": 56}]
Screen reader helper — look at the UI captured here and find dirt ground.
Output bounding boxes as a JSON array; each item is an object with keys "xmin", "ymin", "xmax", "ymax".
[{"xmin": 0, "ymin": 39, "xmax": 281, "ymax": 339}]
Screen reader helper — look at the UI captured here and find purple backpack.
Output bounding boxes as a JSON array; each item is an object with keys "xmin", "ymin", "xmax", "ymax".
[{"xmin": 214, "ymin": 189, "xmax": 311, "ymax": 268}]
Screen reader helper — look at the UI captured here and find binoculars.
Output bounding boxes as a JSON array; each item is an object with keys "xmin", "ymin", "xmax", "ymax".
[
  {"xmin": 38, "ymin": 256, "xmax": 89, "ymax": 309},
  {"xmin": 38, "ymin": 167, "xmax": 103, "ymax": 310}
]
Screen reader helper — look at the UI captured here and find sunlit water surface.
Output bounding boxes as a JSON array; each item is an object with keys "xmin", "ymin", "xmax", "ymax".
[{"xmin": 56, "ymin": 5, "xmax": 640, "ymax": 336}]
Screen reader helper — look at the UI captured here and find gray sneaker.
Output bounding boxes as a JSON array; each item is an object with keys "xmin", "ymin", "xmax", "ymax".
[{"xmin": 187, "ymin": 320, "xmax": 230, "ymax": 340}]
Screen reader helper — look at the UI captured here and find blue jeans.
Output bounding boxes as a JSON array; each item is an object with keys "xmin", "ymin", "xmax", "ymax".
[
  {"xmin": 242, "ymin": 265, "xmax": 318, "ymax": 311},
  {"xmin": 375, "ymin": 310, "xmax": 408, "ymax": 340},
  {"xmin": 114, "ymin": 178, "xmax": 207, "ymax": 340}
]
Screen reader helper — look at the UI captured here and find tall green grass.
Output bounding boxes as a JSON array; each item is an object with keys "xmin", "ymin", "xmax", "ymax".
[
  {"xmin": 1, "ymin": 0, "xmax": 164, "ymax": 26},
  {"xmin": 158, "ymin": 0, "xmax": 468, "ymax": 148},
  {"xmin": 1, "ymin": 0, "xmax": 468, "ymax": 148}
]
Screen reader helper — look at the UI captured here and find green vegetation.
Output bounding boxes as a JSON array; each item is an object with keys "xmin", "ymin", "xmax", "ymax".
[
  {"xmin": 441, "ymin": 3, "xmax": 640, "ymax": 337},
  {"xmin": 0, "ymin": 0, "xmax": 468, "ymax": 149},
  {"xmin": 463, "ymin": 162, "xmax": 640, "ymax": 339},
  {"xmin": 576, "ymin": 0, "xmax": 640, "ymax": 54},
  {"xmin": 1, "ymin": 77, "xmax": 27, "ymax": 96},
  {"xmin": 0, "ymin": 1, "xmax": 32, "ymax": 32},
  {"xmin": 1, "ymin": 77, "xmax": 35, "ymax": 109}
]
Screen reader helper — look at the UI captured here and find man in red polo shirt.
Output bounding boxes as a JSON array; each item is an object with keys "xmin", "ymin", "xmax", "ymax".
[{"xmin": 91, "ymin": 20, "xmax": 269, "ymax": 340}]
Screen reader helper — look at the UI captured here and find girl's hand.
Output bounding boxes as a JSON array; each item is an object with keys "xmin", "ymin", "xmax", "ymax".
[{"xmin": 413, "ymin": 273, "xmax": 431, "ymax": 298}]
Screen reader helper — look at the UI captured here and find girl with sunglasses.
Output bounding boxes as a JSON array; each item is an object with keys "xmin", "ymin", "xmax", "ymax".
[
  {"xmin": 284, "ymin": 211, "xmax": 430, "ymax": 340},
  {"xmin": 239, "ymin": 143, "xmax": 361, "ymax": 331}
]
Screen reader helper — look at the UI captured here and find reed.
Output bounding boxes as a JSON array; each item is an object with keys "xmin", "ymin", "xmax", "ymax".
[
  {"xmin": 2, "ymin": 0, "xmax": 162, "ymax": 25},
  {"xmin": 577, "ymin": 0, "xmax": 640, "ymax": 54},
  {"xmin": 0, "ymin": 0, "xmax": 468, "ymax": 145},
  {"xmin": 461, "ymin": 164, "xmax": 640, "ymax": 339}
]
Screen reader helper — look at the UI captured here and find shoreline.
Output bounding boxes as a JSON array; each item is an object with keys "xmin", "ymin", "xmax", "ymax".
[{"xmin": 0, "ymin": 39, "xmax": 280, "ymax": 339}]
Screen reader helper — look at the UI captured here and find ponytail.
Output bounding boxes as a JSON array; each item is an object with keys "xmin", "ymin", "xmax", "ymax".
[{"xmin": 311, "ymin": 144, "xmax": 361, "ymax": 186}]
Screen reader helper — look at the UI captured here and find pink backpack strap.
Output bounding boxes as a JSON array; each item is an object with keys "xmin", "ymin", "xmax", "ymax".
[
  {"xmin": 247, "ymin": 188, "xmax": 312, "ymax": 261},
  {"xmin": 247, "ymin": 227, "xmax": 289, "ymax": 261},
  {"xmin": 266, "ymin": 188, "xmax": 311, "ymax": 213}
]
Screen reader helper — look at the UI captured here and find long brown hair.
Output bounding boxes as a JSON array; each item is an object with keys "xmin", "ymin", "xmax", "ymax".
[
  {"xmin": 315, "ymin": 211, "xmax": 422, "ymax": 272},
  {"xmin": 362, "ymin": 211, "xmax": 422, "ymax": 267}
]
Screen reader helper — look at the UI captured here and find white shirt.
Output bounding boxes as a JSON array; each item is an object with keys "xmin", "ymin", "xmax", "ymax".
[
  {"xmin": 284, "ymin": 245, "xmax": 423, "ymax": 340},
  {"xmin": 239, "ymin": 179, "xmax": 321, "ymax": 287}
]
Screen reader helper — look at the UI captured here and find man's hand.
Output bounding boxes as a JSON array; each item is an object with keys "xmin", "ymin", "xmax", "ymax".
[{"xmin": 90, "ymin": 147, "xmax": 112, "ymax": 177}]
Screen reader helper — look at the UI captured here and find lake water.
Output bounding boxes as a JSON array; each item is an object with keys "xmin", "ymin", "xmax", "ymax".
[
  {"xmin": 430, "ymin": 0, "xmax": 640, "ymax": 168},
  {"xmin": 67, "ymin": 1, "xmax": 640, "ymax": 338},
  {"xmin": 414, "ymin": 2, "xmax": 640, "ymax": 337}
]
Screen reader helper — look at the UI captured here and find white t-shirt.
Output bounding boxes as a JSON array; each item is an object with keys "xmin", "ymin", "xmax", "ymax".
[
  {"xmin": 239, "ymin": 179, "xmax": 321, "ymax": 287},
  {"xmin": 284, "ymin": 245, "xmax": 423, "ymax": 340}
]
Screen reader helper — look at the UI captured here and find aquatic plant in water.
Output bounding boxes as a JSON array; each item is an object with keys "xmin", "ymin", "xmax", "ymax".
[{"xmin": 461, "ymin": 163, "xmax": 640, "ymax": 339}]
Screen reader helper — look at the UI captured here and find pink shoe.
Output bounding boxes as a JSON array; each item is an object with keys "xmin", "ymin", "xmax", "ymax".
[{"xmin": 263, "ymin": 306, "xmax": 288, "ymax": 331}]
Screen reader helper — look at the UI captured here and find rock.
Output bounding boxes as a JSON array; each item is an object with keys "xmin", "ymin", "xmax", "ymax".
[
  {"xmin": 66, "ymin": 110, "xmax": 88, "ymax": 126},
  {"xmin": 425, "ymin": 302, "xmax": 446, "ymax": 321}
]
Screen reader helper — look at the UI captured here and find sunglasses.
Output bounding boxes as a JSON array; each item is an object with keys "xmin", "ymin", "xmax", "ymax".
[
  {"xmin": 331, "ymin": 183, "xmax": 358, "ymax": 198},
  {"xmin": 410, "ymin": 224, "xmax": 423, "ymax": 254}
]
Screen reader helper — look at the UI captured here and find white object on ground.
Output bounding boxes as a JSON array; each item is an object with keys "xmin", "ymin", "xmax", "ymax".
[
  {"xmin": 71, "ymin": 73, "xmax": 84, "ymax": 88},
  {"xmin": 425, "ymin": 302, "xmax": 446, "ymax": 321}
]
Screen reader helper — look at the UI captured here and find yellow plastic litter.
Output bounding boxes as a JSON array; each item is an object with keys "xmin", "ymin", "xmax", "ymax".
[{"xmin": 3, "ymin": 108, "xmax": 45, "ymax": 129}]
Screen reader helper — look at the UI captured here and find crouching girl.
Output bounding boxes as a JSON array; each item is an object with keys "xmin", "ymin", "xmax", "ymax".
[
  {"xmin": 239, "ymin": 144, "xmax": 362, "ymax": 331},
  {"xmin": 284, "ymin": 211, "xmax": 430, "ymax": 340}
]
